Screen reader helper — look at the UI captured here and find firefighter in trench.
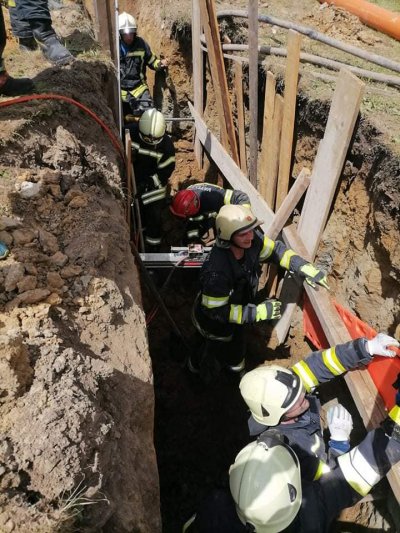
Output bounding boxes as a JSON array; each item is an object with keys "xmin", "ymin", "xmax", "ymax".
[
  {"xmin": 182, "ymin": 399, "xmax": 400, "ymax": 533},
  {"xmin": 239, "ymin": 332, "xmax": 399, "ymax": 481},
  {"xmin": 0, "ymin": 3, "xmax": 33, "ymax": 96},
  {"xmin": 191, "ymin": 204, "xmax": 329, "ymax": 379},
  {"xmin": 130, "ymin": 108, "xmax": 175, "ymax": 251},
  {"xmin": 170, "ymin": 183, "xmax": 251, "ymax": 245},
  {"xmin": 119, "ymin": 11, "xmax": 168, "ymax": 120}
]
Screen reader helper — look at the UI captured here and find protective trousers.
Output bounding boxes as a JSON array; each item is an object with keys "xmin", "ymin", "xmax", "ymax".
[{"xmin": 15, "ymin": 0, "xmax": 51, "ymax": 21}]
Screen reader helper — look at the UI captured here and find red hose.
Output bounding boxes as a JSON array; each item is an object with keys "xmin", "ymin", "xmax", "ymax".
[{"xmin": 0, "ymin": 93, "xmax": 125, "ymax": 161}]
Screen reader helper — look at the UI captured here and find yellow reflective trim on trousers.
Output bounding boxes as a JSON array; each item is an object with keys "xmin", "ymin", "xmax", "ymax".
[
  {"xmin": 192, "ymin": 306, "xmax": 233, "ymax": 342},
  {"xmin": 8, "ymin": 0, "xmax": 16, "ymax": 7},
  {"xmin": 187, "ymin": 229, "xmax": 200, "ymax": 238},
  {"xmin": 389, "ymin": 405, "xmax": 400, "ymax": 424},
  {"xmin": 224, "ymin": 190, "xmax": 233, "ymax": 204},
  {"xmin": 280, "ymin": 249, "xmax": 297, "ymax": 270},
  {"xmin": 322, "ymin": 346, "xmax": 346, "ymax": 376},
  {"xmin": 313, "ymin": 460, "xmax": 330, "ymax": 481},
  {"xmin": 145, "ymin": 236, "xmax": 161, "ymax": 245},
  {"xmin": 158, "ymin": 156, "xmax": 175, "ymax": 169},
  {"xmin": 130, "ymin": 84, "xmax": 148, "ymax": 98},
  {"xmin": 141, "ymin": 187, "xmax": 167, "ymax": 205},
  {"xmin": 201, "ymin": 294, "xmax": 229, "ymax": 309},
  {"xmin": 229, "ymin": 304, "xmax": 243, "ymax": 324},
  {"xmin": 260, "ymin": 237, "xmax": 275, "ymax": 261},
  {"xmin": 292, "ymin": 361, "xmax": 319, "ymax": 392},
  {"xmin": 338, "ymin": 449, "xmax": 380, "ymax": 496}
]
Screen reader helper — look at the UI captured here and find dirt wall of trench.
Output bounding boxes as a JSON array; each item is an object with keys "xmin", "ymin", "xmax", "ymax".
[{"xmin": 0, "ymin": 5, "xmax": 161, "ymax": 530}]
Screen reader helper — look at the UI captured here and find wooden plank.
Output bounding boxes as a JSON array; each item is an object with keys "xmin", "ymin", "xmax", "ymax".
[
  {"xmin": 265, "ymin": 94, "xmax": 284, "ymax": 210},
  {"xmin": 200, "ymin": 0, "xmax": 239, "ymax": 163},
  {"xmin": 125, "ymin": 131, "xmax": 132, "ymax": 230},
  {"xmin": 299, "ymin": 69, "xmax": 365, "ymax": 258},
  {"xmin": 189, "ymin": 102, "xmax": 274, "ymax": 225},
  {"xmin": 276, "ymin": 30, "xmax": 302, "ymax": 208},
  {"xmin": 264, "ymin": 168, "xmax": 310, "ymax": 240},
  {"xmin": 248, "ymin": 0, "xmax": 259, "ymax": 186},
  {"xmin": 234, "ymin": 62, "xmax": 248, "ymax": 175},
  {"xmin": 93, "ymin": 0, "xmax": 112, "ymax": 52},
  {"xmin": 259, "ymin": 71, "xmax": 276, "ymax": 204},
  {"xmin": 192, "ymin": 0, "xmax": 204, "ymax": 167},
  {"xmin": 275, "ymin": 69, "xmax": 365, "ymax": 344}
]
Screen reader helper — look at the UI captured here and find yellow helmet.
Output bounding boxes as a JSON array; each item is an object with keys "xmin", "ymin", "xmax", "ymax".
[
  {"xmin": 215, "ymin": 205, "xmax": 261, "ymax": 248},
  {"xmin": 119, "ymin": 12, "xmax": 137, "ymax": 35},
  {"xmin": 139, "ymin": 109, "xmax": 166, "ymax": 145},
  {"xmin": 229, "ymin": 437, "xmax": 302, "ymax": 532},
  {"xmin": 239, "ymin": 365, "xmax": 303, "ymax": 426}
]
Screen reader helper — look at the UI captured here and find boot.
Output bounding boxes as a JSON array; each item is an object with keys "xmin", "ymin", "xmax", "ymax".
[
  {"xmin": 0, "ymin": 71, "xmax": 34, "ymax": 97},
  {"xmin": 31, "ymin": 19, "xmax": 73, "ymax": 66},
  {"xmin": 18, "ymin": 36, "xmax": 38, "ymax": 52}
]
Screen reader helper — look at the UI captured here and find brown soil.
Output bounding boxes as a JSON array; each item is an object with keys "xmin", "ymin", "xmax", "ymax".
[{"xmin": 0, "ymin": 0, "xmax": 399, "ymax": 532}]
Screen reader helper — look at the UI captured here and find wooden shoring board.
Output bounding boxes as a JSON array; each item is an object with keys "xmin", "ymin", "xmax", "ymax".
[
  {"xmin": 192, "ymin": 0, "xmax": 204, "ymax": 167},
  {"xmin": 275, "ymin": 68, "xmax": 365, "ymax": 344},
  {"xmin": 234, "ymin": 62, "xmax": 248, "ymax": 175},
  {"xmin": 248, "ymin": 0, "xmax": 259, "ymax": 186},
  {"xmin": 200, "ymin": 0, "xmax": 240, "ymax": 163},
  {"xmin": 93, "ymin": 0, "xmax": 112, "ymax": 52},
  {"xmin": 276, "ymin": 30, "xmax": 302, "ymax": 209},
  {"xmin": 266, "ymin": 95, "xmax": 284, "ymax": 215},
  {"xmin": 124, "ymin": 131, "xmax": 132, "ymax": 230},
  {"xmin": 189, "ymin": 100, "xmax": 400, "ymax": 503},
  {"xmin": 259, "ymin": 71, "xmax": 276, "ymax": 204}
]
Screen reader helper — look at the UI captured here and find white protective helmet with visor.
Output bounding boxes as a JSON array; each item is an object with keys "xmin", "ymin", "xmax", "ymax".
[
  {"xmin": 215, "ymin": 204, "xmax": 262, "ymax": 248},
  {"xmin": 138, "ymin": 109, "xmax": 166, "ymax": 145},
  {"xmin": 119, "ymin": 12, "xmax": 137, "ymax": 35},
  {"xmin": 239, "ymin": 365, "xmax": 304, "ymax": 426},
  {"xmin": 229, "ymin": 436, "xmax": 302, "ymax": 532}
]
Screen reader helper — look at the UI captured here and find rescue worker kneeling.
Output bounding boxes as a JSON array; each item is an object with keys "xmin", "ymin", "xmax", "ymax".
[
  {"xmin": 240, "ymin": 333, "xmax": 399, "ymax": 481},
  {"xmin": 130, "ymin": 109, "xmax": 175, "ymax": 251},
  {"xmin": 191, "ymin": 204, "xmax": 328, "ymax": 378},
  {"xmin": 183, "ymin": 404, "xmax": 400, "ymax": 532},
  {"xmin": 170, "ymin": 183, "xmax": 250, "ymax": 244}
]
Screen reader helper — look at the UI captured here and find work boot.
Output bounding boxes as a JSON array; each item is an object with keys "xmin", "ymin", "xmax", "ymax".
[
  {"xmin": 18, "ymin": 36, "xmax": 38, "ymax": 52},
  {"xmin": 0, "ymin": 71, "xmax": 34, "ymax": 97},
  {"xmin": 31, "ymin": 19, "xmax": 74, "ymax": 66}
]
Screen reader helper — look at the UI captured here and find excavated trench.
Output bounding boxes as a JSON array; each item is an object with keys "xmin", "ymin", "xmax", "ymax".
[{"xmin": 0, "ymin": 1, "xmax": 399, "ymax": 532}]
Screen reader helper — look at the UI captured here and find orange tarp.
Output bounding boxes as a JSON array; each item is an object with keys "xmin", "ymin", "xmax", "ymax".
[{"xmin": 303, "ymin": 294, "xmax": 400, "ymax": 409}]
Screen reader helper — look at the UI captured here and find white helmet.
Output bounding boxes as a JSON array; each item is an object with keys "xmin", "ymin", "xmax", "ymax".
[
  {"xmin": 215, "ymin": 205, "xmax": 261, "ymax": 248},
  {"xmin": 139, "ymin": 109, "xmax": 166, "ymax": 145},
  {"xmin": 119, "ymin": 12, "xmax": 137, "ymax": 35},
  {"xmin": 239, "ymin": 365, "xmax": 303, "ymax": 426},
  {"xmin": 229, "ymin": 436, "xmax": 302, "ymax": 532}
]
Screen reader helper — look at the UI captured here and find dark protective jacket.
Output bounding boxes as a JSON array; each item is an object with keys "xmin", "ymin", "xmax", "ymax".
[
  {"xmin": 248, "ymin": 337, "xmax": 373, "ymax": 481},
  {"xmin": 129, "ymin": 125, "xmax": 175, "ymax": 247},
  {"xmin": 192, "ymin": 229, "xmax": 308, "ymax": 341},
  {"xmin": 185, "ymin": 424, "xmax": 400, "ymax": 533},
  {"xmin": 120, "ymin": 36, "xmax": 163, "ymax": 98},
  {"xmin": 184, "ymin": 183, "xmax": 250, "ymax": 243}
]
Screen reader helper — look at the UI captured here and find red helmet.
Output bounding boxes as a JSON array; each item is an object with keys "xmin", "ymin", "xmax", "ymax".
[{"xmin": 170, "ymin": 189, "xmax": 200, "ymax": 218}]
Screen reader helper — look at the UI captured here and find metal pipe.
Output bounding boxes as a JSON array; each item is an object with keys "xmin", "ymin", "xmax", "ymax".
[{"xmin": 164, "ymin": 117, "xmax": 195, "ymax": 122}]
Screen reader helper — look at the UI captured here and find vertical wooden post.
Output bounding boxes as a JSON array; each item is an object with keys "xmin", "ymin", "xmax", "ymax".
[
  {"xmin": 265, "ymin": 94, "xmax": 284, "ymax": 209},
  {"xmin": 276, "ymin": 30, "xmax": 302, "ymax": 208},
  {"xmin": 200, "ymin": 0, "xmax": 239, "ymax": 164},
  {"xmin": 259, "ymin": 71, "xmax": 276, "ymax": 205},
  {"xmin": 125, "ymin": 131, "xmax": 132, "ymax": 230},
  {"xmin": 234, "ymin": 61, "xmax": 248, "ymax": 175},
  {"xmin": 248, "ymin": 0, "xmax": 259, "ymax": 186},
  {"xmin": 192, "ymin": 0, "xmax": 204, "ymax": 167},
  {"xmin": 93, "ymin": 0, "xmax": 112, "ymax": 53}
]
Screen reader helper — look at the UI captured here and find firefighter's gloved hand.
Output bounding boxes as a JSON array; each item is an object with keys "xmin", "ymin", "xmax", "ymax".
[
  {"xmin": 299, "ymin": 263, "xmax": 329, "ymax": 290},
  {"xmin": 328, "ymin": 404, "xmax": 353, "ymax": 442},
  {"xmin": 367, "ymin": 333, "xmax": 399, "ymax": 358},
  {"xmin": 255, "ymin": 299, "xmax": 282, "ymax": 322}
]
